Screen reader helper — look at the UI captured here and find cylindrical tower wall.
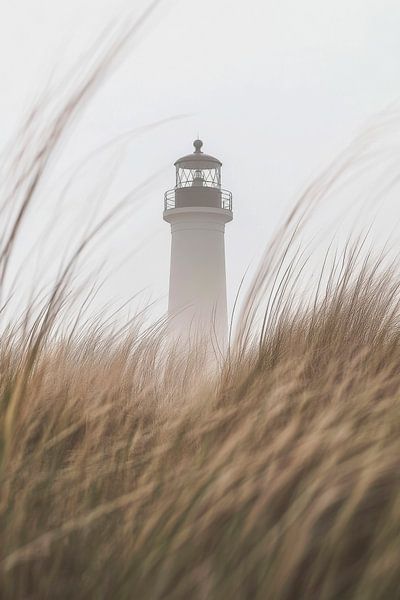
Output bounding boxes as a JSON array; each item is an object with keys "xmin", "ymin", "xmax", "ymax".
[{"xmin": 164, "ymin": 207, "xmax": 232, "ymax": 349}]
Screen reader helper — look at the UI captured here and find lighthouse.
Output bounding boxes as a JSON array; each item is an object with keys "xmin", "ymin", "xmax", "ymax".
[{"xmin": 163, "ymin": 139, "xmax": 233, "ymax": 350}]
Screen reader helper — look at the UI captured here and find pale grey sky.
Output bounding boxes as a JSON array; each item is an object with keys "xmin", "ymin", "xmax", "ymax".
[{"xmin": 1, "ymin": 0, "xmax": 400, "ymax": 322}]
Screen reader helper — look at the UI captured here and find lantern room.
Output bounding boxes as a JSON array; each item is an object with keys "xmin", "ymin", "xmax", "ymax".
[
  {"xmin": 164, "ymin": 140, "xmax": 232, "ymax": 212},
  {"xmin": 175, "ymin": 139, "xmax": 222, "ymax": 188}
]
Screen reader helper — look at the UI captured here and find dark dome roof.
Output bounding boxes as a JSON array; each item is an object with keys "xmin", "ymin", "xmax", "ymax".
[{"xmin": 174, "ymin": 139, "xmax": 222, "ymax": 169}]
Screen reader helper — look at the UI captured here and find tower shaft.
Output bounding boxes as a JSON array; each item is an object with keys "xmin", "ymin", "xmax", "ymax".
[{"xmin": 165, "ymin": 207, "xmax": 231, "ymax": 348}]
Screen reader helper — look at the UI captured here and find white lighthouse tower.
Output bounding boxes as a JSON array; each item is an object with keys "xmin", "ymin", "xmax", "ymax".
[{"xmin": 163, "ymin": 139, "xmax": 233, "ymax": 350}]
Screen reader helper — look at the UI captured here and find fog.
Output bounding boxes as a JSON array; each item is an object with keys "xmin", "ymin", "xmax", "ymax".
[{"xmin": 1, "ymin": 0, "xmax": 400, "ymax": 323}]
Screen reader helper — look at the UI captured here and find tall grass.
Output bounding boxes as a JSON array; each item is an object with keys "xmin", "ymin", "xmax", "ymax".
[{"xmin": 1, "ymin": 14, "xmax": 400, "ymax": 600}]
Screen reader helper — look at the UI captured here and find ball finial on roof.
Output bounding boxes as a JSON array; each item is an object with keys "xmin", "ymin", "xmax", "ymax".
[{"xmin": 193, "ymin": 139, "xmax": 203, "ymax": 153}]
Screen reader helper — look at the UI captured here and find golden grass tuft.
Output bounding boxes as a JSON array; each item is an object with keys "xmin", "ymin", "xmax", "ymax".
[{"xmin": 1, "ymin": 251, "xmax": 400, "ymax": 599}]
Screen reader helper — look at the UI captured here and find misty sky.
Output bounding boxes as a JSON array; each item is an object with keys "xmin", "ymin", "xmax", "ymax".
[{"xmin": 1, "ymin": 0, "xmax": 400, "ymax": 321}]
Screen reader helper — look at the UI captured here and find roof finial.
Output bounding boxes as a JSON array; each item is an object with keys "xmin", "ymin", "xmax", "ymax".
[{"xmin": 193, "ymin": 139, "xmax": 203, "ymax": 153}]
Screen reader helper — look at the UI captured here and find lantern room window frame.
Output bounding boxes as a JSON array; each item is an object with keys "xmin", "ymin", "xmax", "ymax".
[{"xmin": 176, "ymin": 166, "xmax": 221, "ymax": 189}]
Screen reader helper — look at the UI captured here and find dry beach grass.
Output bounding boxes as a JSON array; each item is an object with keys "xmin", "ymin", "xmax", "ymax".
[{"xmin": 1, "ymin": 11, "xmax": 400, "ymax": 600}]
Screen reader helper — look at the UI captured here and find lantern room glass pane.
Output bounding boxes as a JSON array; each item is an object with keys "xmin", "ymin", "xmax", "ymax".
[{"xmin": 176, "ymin": 167, "xmax": 221, "ymax": 189}]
